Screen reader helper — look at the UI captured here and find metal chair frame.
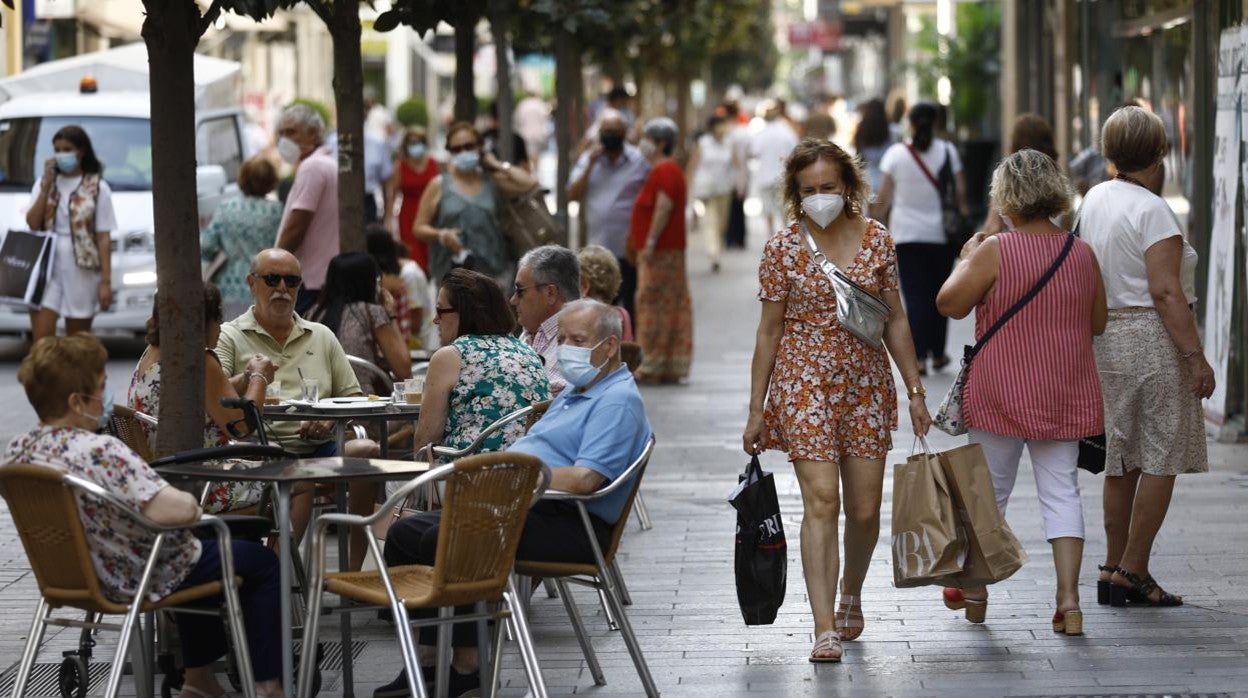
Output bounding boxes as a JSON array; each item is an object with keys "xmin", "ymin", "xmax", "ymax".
[
  {"xmin": 297, "ymin": 455, "xmax": 552, "ymax": 698},
  {"xmin": 346, "ymin": 354, "xmax": 395, "ymax": 394},
  {"xmin": 0, "ymin": 464, "xmax": 256, "ymax": 698},
  {"xmin": 515, "ymin": 436, "xmax": 658, "ymax": 697}
]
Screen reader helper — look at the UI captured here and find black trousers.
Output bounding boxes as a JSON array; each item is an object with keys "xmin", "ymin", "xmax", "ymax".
[
  {"xmin": 895, "ymin": 242, "xmax": 955, "ymax": 361},
  {"xmin": 615, "ymin": 255, "xmax": 637, "ymax": 323},
  {"xmin": 383, "ymin": 500, "xmax": 613, "ymax": 647},
  {"xmin": 725, "ymin": 192, "xmax": 747, "ymax": 249}
]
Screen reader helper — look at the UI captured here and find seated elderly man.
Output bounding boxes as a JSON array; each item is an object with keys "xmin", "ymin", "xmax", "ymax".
[
  {"xmin": 216, "ymin": 248, "xmax": 379, "ymax": 569},
  {"xmin": 375, "ymin": 298, "xmax": 652, "ymax": 698},
  {"xmin": 511, "ymin": 244, "xmax": 581, "ymax": 394}
]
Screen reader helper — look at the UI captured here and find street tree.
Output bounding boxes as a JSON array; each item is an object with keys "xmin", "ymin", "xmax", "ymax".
[{"xmin": 374, "ymin": 0, "xmax": 487, "ymax": 124}]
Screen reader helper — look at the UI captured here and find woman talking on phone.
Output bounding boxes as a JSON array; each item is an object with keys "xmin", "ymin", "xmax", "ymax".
[{"xmin": 24, "ymin": 125, "xmax": 116, "ymax": 342}]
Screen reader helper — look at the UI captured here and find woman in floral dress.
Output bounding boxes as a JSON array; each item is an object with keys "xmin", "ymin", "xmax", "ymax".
[
  {"xmin": 408, "ymin": 268, "xmax": 550, "ymax": 454},
  {"xmin": 200, "ymin": 157, "xmax": 284, "ymax": 319},
  {"xmin": 742, "ymin": 139, "xmax": 931, "ymax": 663}
]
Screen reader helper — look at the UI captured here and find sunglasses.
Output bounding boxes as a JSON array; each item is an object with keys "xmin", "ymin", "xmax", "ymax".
[
  {"xmin": 512, "ymin": 282, "xmax": 553, "ymax": 299},
  {"xmin": 434, "ymin": 306, "xmax": 458, "ymax": 317},
  {"xmin": 256, "ymin": 273, "xmax": 302, "ymax": 288},
  {"xmin": 447, "ymin": 143, "xmax": 479, "ymax": 154}
]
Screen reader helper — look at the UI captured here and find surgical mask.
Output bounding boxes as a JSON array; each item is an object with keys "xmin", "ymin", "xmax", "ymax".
[
  {"xmin": 802, "ymin": 193, "xmax": 845, "ymax": 229},
  {"xmin": 638, "ymin": 139, "xmax": 657, "ymax": 159},
  {"xmin": 451, "ymin": 150, "xmax": 480, "ymax": 172},
  {"xmin": 557, "ymin": 338, "xmax": 609, "ymax": 388},
  {"xmin": 1000, "ymin": 212, "xmax": 1017, "ymax": 230},
  {"xmin": 407, "ymin": 143, "xmax": 427, "ymax": 159},
  {"xmin": 600, "ymin": 133, "xmax": 625, "ymax": 151},
  {"xmin": 276, "ymin": 137, "xmax": 303, "ymax": 165},
  {"xmin": 55, "ymin": 152, "xmax": 79, "ymax": 174},
  {"xmin": 79, "ymin": 386, "xmax": 114, "ymax": 431}
]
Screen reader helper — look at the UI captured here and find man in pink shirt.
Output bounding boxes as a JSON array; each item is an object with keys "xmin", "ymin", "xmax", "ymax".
[{"xmin": 275, "ymin": 103, "xmax": 339, "ymax": 314}]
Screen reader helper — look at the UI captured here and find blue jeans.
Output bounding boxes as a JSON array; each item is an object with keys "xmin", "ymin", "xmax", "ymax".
[{"xmin": 174, "ymin": 539, "xmax": 282, "ymax": 681}]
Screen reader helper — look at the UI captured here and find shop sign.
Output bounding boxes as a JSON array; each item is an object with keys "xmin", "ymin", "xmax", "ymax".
[
  {"xmin": 34, "ymin": 0, "xmax": 75, "ymax": 20},
  {"xmin": 788, "ymin": 20, "xmax": 841, "ymax": 51}
]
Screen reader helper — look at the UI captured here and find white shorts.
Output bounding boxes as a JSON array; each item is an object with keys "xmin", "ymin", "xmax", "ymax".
[{"xmin": 41, "ymin": 233, "xmax": 100, "ymax": 320}]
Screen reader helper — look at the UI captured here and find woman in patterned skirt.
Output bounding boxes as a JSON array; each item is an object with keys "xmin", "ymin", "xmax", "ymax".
[
  {"xmin": 628, "ymin": 117, "xmax": 693, "ymax": 383},
  {"xmin": 743, "ymin": 139, "xmax": 931, "ymax": 663},
  {"xmin": 1079, "ymin": 106, "xmax": 1214, "ymax": 607}
]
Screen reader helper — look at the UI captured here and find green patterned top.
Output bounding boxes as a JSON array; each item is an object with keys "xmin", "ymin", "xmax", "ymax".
[
  {"xmin": 201, "ymin": 195, "xmax": 284, "ymax": 304},
  {"xmin": 444, "ymin": 334, "xmax": 550, "ymax": 452}
]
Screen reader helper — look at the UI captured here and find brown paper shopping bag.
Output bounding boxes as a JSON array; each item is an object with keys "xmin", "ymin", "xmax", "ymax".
[
  {"xmin": 933, "ymin": 442, "xmax": 1028, "ymax": 587},
  {"xmin": 891, "ymin": 440, "xmax": 965, "ymax": 587}
]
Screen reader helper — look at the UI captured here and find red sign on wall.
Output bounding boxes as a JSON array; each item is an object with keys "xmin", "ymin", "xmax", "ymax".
[{"xmin": 788, "ymin": 19, "xmax": 842, "ymax": 51}]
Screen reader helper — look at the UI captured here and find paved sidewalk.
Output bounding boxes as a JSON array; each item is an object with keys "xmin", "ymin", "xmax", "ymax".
[{"xmin": 3, "ymin": 215, "xmax": 1248, "ymax": 696}]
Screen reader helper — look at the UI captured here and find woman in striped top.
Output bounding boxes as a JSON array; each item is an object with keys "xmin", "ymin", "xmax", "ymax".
[{"xmin": 936, "ymin": 149, "xmax": 1107, "ymax": 635}]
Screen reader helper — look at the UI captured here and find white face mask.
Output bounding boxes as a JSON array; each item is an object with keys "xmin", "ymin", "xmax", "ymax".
[
  {"xmin": 802, "ymin": 193, "xmax": 845, "ymax": 228},
  {"xmin": 557, "ymin": 337, "xmax": 608, "ymax": 388},
  {"xmin": 1000, "ymin": 212, "xmax": 1017, "ymax": 230},
  {"xmin": 276, "ymin": 137, "xmax": 303, "ymax": 165}
]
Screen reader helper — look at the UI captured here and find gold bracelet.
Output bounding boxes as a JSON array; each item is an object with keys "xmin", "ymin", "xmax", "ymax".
[
  {"xmin": 246, "ymin": 371, "xmax": 268, "ymax": 386},
  {"xmin": 907, "ymin": 384, "xmax": 926, "ymax": 399}
]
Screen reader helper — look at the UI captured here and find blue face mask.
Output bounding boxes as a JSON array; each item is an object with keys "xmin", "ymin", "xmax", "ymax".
[
  {"xmin": 80, "ymin": 386, "xmax": 114, "ymax": 431},
  {"xmin": 557, "ymin": 338, "xmax": 608, "ymax": 388},
  {"xmin": 55, "ymin": 151, "xmax": 79, "ymax": 174},
  {"xmin": 407, "ymin": 143, "xmax": 427, "ymax": 159},
  {"xmin": 451, "ymin": 151, "xmax": 480, "ymax": 172}
]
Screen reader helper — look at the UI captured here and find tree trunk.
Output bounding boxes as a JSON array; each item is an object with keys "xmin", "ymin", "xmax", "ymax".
[
  {"xmin": 453, "ymin": 14, "xmax": 476, "ymax": 123},
  {"xmin": 328, "ymin": 0, "xmax": 365, "ymax": 252},
  {"xmin": 489, "ymin": 7, "xmax": 514, "ymax": 163},
  {"xmin": 142, "ymin": 0, "xmax": 204, "ymax": 457},
  {"xmin": 554, "ymin": 28, "xmax": 574, "ymax": 237},
  {"xmin": 675, "ymin": 70, "xmax": 691, "ymax": 156}
]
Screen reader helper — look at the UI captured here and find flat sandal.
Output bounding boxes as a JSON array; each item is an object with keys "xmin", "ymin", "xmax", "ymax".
[
  {"xmin": 834, "ymin": 594, "xmax": 865, "ymax": 641},
  {"xmin": 809, "ymin": 629, "xmax": 843, "ymax": 663}
]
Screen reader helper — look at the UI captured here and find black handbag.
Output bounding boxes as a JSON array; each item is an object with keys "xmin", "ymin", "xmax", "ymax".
[
  {"xmin": 1077, "ymin": 434, "xmax": 1106, "ymax": 474},
  {"xmin": 729, "ymin": 455, "xmax": 787, "ymax": 625}
]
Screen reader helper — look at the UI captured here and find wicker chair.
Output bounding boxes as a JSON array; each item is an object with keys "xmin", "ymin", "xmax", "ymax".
[
  {"xmin": 111, "ymin": 404, "xmax": 156, "ymax": 463},
  {"xmin": 513, "ymin": 436, "xmax": 657, "ymax": 696},
  {"xmin": 298, "ymin": 452, "xmax": 551, "ymax": 698},
  {"xmin": 0, "ymin": 463, "xmax": 255, "ymax": 698}
]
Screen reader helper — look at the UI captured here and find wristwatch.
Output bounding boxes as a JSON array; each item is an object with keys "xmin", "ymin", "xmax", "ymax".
[{"xmin": 907, "ymin": 384, "xmax": 926, "ymax": 399}]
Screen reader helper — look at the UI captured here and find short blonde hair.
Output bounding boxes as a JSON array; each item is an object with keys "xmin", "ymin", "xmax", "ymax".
[
  {"xmin": 1101, "ymin": 106, "xmax": 1167, "ymax": 173},
  {"xmin": 17, "ymin": 334, "xmax": 108, "ymax": 421},
  {"xmin": 576, "ymin": 245, "xmax": 622, "ymax": 303},
  {"xmin": 990, "ymin": 149, "xmax": 1074, "ymax": 223}
]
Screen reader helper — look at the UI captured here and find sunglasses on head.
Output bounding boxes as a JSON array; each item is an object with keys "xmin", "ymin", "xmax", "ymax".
[
  {"xmin": 256, "ymin": 273, "xmax": 302, "ymax": 288},
  {"xmin": 447, "ymin": 143, "xmax": 478, "ymax": 154}
]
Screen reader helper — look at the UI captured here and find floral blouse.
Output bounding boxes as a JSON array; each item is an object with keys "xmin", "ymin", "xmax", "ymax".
[
  {"xmin": 4, "ymin": 426, "xmax": 201, "ymax": 602},
  {"xmin": 444, "ymin": 335, "xmax": 550, "ymax": 452},
  {"xmin": 200, "ymin": 195, "xmax": 285, "ymax": 305}
]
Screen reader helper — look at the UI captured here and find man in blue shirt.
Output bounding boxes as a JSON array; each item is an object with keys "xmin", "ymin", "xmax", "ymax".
[{"xmin": 377, "ymin": 298, "xmax": 652, "ymax": 698}]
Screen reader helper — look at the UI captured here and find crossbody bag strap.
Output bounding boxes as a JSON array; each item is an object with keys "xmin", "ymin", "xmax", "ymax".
[
  {"xmin": 798, "ymin": 221, "xmax": 845, "ymax": 277},
  {"xmin": 968, "ymin": 232, "xmax": 1076, "ymax": 360},
  {"xmin": 904, "ymin": 143, "xmax": 941, "ymax": 194}
]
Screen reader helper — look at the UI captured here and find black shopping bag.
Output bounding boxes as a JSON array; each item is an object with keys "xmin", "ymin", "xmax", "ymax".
[
  {"xmin": 0, "ymin": 230, "xmax": 54, "ymax": 308},
  {"xmin": 729, "ymin": 455, "xmax": 787, "ymax": 625}
]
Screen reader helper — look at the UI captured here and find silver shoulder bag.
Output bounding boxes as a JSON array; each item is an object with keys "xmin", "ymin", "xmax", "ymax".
[{"xmin": 799, "ymin": 222, "xmax": 890, "ymax": 351}]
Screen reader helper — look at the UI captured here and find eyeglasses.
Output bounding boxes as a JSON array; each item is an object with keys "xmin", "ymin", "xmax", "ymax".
[
  {"xmin": 447, "ymin": 143, "xmax": 478, "ymax": 154},
  {"xmin": 434, "ymin": 306, "xmax": 458, "ymax": 317},
  {"xmin": 512, "ymin": 282, "xmax": 553, "ymax": 299},
  {"xmin": 256, "ymin": 273, "xmax": 302, "ymax": 288}
]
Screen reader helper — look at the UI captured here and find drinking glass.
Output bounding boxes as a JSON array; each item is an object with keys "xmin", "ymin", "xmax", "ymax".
[
  {"xmin": 405, "ymin": 377, "xmax": 425, "ymax": 405},
  {"xmin": 392, "ymin": 383, "xmax": 407, "ymax": 404},
  {"xmin": 264, "ymin": 381, "xmax": 282, "ymax": 406},
  {"xmin": 301, "ymin": 377, "xmax": 321, "ymax": 403}
]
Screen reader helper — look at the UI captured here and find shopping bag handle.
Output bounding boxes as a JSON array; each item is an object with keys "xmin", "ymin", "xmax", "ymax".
[{"xmin": 910, "ymin": 435, "xmax": 935, "ymax": 456}]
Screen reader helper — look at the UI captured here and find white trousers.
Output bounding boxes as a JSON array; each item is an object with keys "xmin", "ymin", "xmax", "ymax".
[{"xmin": 968, "ymin": 429, "xmax": 1085, "ymax": 541}]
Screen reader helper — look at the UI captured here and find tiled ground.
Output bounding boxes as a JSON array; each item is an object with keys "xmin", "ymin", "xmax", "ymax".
[{"xmin": 2, "ymin": 214, "xmax": 1247, "ymax": 696}]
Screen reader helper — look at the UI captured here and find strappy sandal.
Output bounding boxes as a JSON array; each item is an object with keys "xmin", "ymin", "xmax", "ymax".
[
  {"xmin": 809, "ymin": 629, "xmax": 843, "ymax": 663},
  {"xmin": 1110, "ymin": 567, "xmax": 1182, "ymax": 607},
  {"xmin": 1096, "ymin": 564, "xmax": 1120, "ymax": 605},
  {"xmin": 834, "ymin": 594, "xmax": 865, "ymax": 641}
]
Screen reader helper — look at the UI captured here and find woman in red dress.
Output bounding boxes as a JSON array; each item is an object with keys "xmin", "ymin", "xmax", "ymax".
[{"xmin": 385, "ymin": 126, "xmax": 440, "ymax": 273}]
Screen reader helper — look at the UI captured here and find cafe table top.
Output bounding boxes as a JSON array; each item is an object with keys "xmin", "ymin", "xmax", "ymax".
[
  {"xmin": 262, "ymin": 399, "xmax": 422, "ymax": 422},
  {"xmin": 156, "ymin": 456, "xmax": 431, "ymax": 483}
]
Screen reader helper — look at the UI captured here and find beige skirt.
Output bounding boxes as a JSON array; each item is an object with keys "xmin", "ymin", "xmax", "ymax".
[{"xmin": 1093, "ymin": 308, "xmax": 1207, "ymax": 477}]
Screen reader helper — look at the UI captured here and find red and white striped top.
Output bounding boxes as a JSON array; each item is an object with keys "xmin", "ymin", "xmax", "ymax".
[{"xmin": 963, "ymin": 232, "xmax": 1104, "ymax": 440}]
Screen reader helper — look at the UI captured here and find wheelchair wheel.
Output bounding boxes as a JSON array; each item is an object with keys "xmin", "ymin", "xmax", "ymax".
[{"xmin": 58, "ymin": 655, "xmax": 89, "ymax": 698}]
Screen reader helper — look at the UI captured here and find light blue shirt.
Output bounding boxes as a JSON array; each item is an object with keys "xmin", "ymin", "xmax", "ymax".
[
  {"xmin": 568, "ymin": 145, "xmax": 650, "ymax": 257},
  {"xmin": 364, "ymin": 134, "xmax": 394, "ymax": 194},
  {"xmin": 510, "ymin": 365, "xmax": 652, "ymax": 523}
]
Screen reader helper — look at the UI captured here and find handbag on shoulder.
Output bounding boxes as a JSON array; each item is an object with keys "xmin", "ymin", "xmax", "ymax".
[
  {"xmin": 498, "ymin": 186, "xmax": 566, "ymax": 260},
  {"xmin": 798, "ymin": 221, "xmax": 891, "ymax": 351}
]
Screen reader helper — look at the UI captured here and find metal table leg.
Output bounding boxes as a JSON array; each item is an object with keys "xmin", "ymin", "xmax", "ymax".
[{"xmin": 277, "ymin": 482, "xmax": 295, "ymax": 693}]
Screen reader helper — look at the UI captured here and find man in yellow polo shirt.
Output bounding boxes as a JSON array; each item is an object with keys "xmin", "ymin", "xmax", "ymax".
[{"xmin": 214, "ymin": 248, "xmax": 362, "ymax": 456}]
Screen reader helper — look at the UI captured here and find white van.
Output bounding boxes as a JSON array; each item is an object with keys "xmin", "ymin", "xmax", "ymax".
[{"xmin": 0, "ymin": 44, "xmax": 249, "ymax": 337}]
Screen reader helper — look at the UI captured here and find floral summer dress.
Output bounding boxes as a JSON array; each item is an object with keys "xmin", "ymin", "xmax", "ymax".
[
  {"xmin": 4, "ymin": 426, "xmax": 201, "ymax": 602},
  {"xmin": 758, "ymin": 219, "xmax": 899, "ymax": 463},
  {"xmin": 128, "ymin": 353, "xmax": 265, "ymax": 513},
  {"xmin": 442, "ymin": 334, "xmax": 551, "ymax": 452}
]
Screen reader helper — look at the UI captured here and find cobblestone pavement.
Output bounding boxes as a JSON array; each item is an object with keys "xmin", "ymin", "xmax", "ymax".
[{"xmin": 2, "ymin": 216, "xmax": 1248, "ymax": 697}]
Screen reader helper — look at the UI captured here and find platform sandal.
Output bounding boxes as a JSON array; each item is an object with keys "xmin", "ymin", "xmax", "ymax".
[
  {"xmin": 943, "ymin": 587, "xmax": 988, "ymax": 623},
  {"xmin": 1097, "ymin": 564, "xmax": 1115, "ymax": 605},
  {"xmin": 809, "ymin": 629, "xmax": 843, "ymax": 663},
  {"xmin": 834, "ymin": 594, "xmax": 865, "ymax": 641},
  {"xmin": 1052, "ymin": 609, "xmax": 1083, "ymax": 636},
  {"xmin": 1109, "ymin": 567, "xmax": 1182, "ymax": 607}
]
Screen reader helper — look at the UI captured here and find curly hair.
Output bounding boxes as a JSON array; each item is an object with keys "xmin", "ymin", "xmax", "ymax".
[
  {"xmin": 576, "ymin": 245, "xmax": 622, "ymax": 303},
  {"xmin": 781, "ymin": 138, "xmax": 869, "ymax": 225},
  {"xmin": 990, "ymin": 149, "xmax": 1074, "ymax": 223}
]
